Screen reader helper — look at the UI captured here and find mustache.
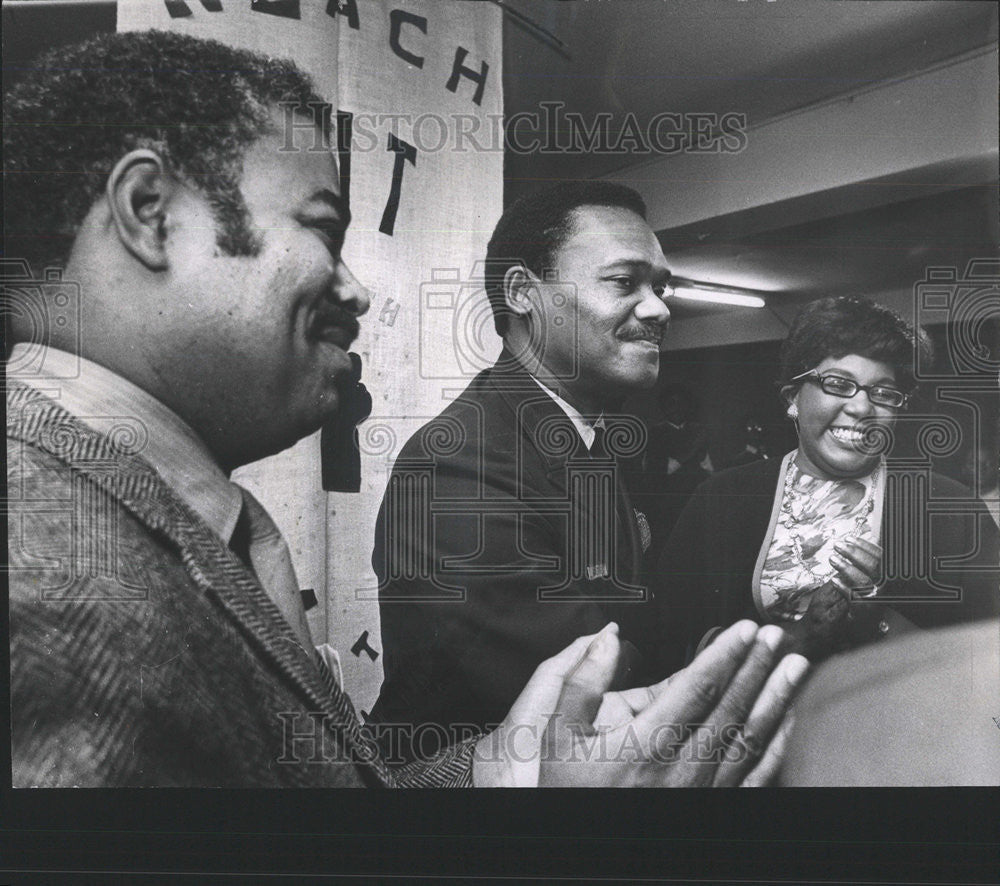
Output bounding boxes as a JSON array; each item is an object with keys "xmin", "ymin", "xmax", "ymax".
[
  {"xmin": 619, "ymin": 322, "xmax": 667, "ymax": 345},
  {"xmin": 312, "ymin": 302, "xmax": 361, "ymax": 340}
]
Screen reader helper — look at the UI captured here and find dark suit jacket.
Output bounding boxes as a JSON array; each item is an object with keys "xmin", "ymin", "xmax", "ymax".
[
  {"xmin": 370, "ymin": 354, "xmax": 657, "ymax": 757},
  {"xmin": 8, "ymin": 383, "xmax": 475, "ymax": 787},
  {"xmin": 653, "ymin": 456, "xmax": 1000, "ymax": 674}
]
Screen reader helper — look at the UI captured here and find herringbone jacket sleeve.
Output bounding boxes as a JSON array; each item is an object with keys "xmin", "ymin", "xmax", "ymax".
[{"xmin": 8, "ymin": 386, "xmax": 478, "ymax": 788}]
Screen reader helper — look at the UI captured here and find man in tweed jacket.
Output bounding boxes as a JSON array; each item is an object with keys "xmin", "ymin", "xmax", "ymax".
[{"xmin": 6, "ymin": 31, "xmax": 805, "ymax": 788}]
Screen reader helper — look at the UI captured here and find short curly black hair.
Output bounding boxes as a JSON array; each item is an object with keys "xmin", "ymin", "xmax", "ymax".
[
  {"xmin": 3, "ymin": 29, "xmax": 330, "ymax": 274},
  {"xmin": 484, "ymin": 181, "xmax": 648, "ymax": 336},
  {"xmin": 780, "ymin": 296, "xmax": 931, "ymax": 393}
]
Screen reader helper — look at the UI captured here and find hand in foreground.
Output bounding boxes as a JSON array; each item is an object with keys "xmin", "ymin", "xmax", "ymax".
[
  {"xmin": 473, "ymin": 620, "xmax": 809, "ymax": 787},
  {"xmin": 830, "ymin": 536, "xmax": 882, "ymax": 597}
]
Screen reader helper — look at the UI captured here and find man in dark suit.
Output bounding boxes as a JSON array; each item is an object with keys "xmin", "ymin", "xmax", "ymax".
[
  {"xmin": 6, "ymin": 31, "xmax": 806, "ymax": 787},
  {"xmin": 372, "ymin": 183, "xmax": 680, "ymax": 758}
]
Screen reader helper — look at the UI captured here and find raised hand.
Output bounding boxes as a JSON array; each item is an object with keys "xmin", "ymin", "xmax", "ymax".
[{"xmin": 474, "ymin": 621, "xmax": 809, "ymax": 787}]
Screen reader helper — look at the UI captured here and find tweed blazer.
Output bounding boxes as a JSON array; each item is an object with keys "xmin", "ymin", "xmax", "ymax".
[
  {"xmin": 370, "ymin": 352, "xmax": 657, "ymax": 758},
  {"xmin": 8, "ymin": 383, "xmax": 475, "ymax": 787}
]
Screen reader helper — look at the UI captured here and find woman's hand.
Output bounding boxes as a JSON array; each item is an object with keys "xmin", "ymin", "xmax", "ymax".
[
  {"xmin": 785, "ymin": 538, "xmax": 887, "ymax": 659},
  {"xmin": 830, "ymin": 537, "xmax": 883, "ymax": 597}
]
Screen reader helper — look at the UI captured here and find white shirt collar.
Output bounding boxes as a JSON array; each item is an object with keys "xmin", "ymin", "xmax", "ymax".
[
  {"xmin": 528, "ymin": 374, "xmax": 602, "ymax": 450},
  {"xmin": 9, "ymin": 344, "xmax": 243, "ymax": 544}
]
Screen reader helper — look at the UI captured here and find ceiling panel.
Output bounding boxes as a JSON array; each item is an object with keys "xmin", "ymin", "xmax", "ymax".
[{"xmin": 502, "ymin": 0, "xmax": 998, "ymax": 201}]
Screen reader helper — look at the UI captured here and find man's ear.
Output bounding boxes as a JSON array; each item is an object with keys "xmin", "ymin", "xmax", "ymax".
[
  {"xmin": 779, "ymin": 384, "xmax": 797, "ymax": 407},
  {"xmin": 105, "ymin": 149, "xmax": 177, "ymax": 271},
  {"xmin": 502, "ymin": 265, "xmax": 537, "ymax": 320}
]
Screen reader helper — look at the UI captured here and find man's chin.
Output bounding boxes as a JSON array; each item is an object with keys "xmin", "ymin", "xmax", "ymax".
[
  {"xmin": 628, "ymin": 362, "xmax": 660, "ymax": 390},
  {"xmin": 626, "ymin": 344, "xmax": 660, "ymax": 373},
  {"xmin": 600, "ymin": 369, "xmax": 658, "ymax": 406},
  {"xmin": 280, "ymin": 390, "xmax": 342, "ymax": 451}
]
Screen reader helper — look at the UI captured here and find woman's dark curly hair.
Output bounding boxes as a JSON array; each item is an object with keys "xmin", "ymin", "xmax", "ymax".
[
  {"xmin": 779, "ymin": 296, "xmax": 931, "ymax": 394},
  {"xmin": 4, "ymin": 29, "xmax": 330, "ymax": 274}
]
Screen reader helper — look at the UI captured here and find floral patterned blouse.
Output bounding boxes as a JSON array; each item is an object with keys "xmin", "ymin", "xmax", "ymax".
[{"xmin": 756, "ymin": 453, "xmax": 883, "ymax": 623}]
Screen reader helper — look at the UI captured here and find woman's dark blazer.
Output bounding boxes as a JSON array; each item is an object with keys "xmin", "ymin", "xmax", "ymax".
[{"xmin": 652, "ymin": 456, "xmax": 1000, "ymax": 675}]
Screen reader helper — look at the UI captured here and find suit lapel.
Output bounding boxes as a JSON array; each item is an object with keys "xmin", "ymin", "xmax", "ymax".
[
  {"xmin": 485, "ymin": 351, "xmax": 585, "ymax": 478},
  {"xmin": 484, "ymin": 358, "xmax": 642, "ymax": 589}
]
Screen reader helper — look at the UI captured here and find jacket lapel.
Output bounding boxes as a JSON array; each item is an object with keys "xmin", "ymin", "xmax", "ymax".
[
  {"xmin": 485, "ymin": 350, "xmax": 586, "ymax": 477},
  {"xmin": 484, "ymin": 356, "xmax": 641, "ymax": 588}
]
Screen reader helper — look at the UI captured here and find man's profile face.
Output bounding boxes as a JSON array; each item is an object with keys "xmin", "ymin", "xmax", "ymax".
[
  {"xmin": 162, "ymin": 110, "xmax": 369, "ymax": 464},
  {"xmin": 533, "ymin": 205, "xmax": 671, "ymax": 406}
]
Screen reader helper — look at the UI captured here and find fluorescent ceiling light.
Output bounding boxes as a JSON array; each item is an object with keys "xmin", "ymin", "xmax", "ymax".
[{"xmin": 669, "ymin": 285, "xmax": 766, "ymax": 308}]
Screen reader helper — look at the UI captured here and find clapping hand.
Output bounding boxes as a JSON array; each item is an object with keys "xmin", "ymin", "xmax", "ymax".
[
  {"xmin": 787, "ymin": 537, "xmax": 884, "ymax": 659},
  {"xmin": 474, "ymin": 621, "xmax": 809, "ymax": 787},
  {"xmin": 831, "ymin": 536, "xmax": 882, "ymax": 597}
]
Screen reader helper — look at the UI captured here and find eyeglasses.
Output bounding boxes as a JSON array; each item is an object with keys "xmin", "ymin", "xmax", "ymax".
[{"xmin": 792, "ymin": 370, "xmax": 909, "ymax": 409}]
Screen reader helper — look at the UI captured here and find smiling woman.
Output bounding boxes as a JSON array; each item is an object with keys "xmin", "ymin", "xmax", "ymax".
[{"xmin": 652, "ymin": 296, "xmax": 1000, "ymax": 671}]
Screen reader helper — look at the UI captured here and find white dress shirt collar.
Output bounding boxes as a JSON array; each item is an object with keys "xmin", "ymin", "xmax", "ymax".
[
  {"xmin": 528, "ymin": 374, "xmax": 603, "ymax": 450},
  {"xmin": 9, "ymin": 344, "xmax": 242, "ymax": 544}
]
